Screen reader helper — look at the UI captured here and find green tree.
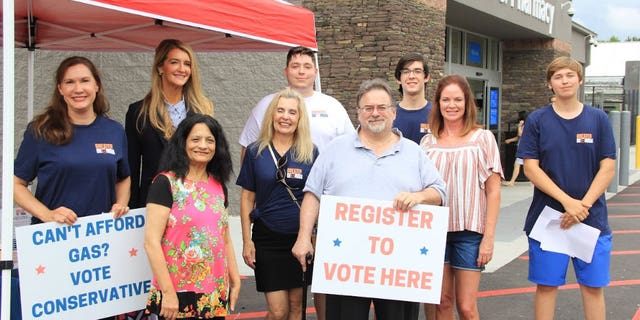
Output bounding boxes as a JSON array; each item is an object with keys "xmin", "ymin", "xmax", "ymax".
[
  {"xmin": 625, "ymin": 36, "xmax": 640, "ymax": 42},
  {"xmin": 608, "ymin": 36, "xmax": 620, "ymax": 42}
]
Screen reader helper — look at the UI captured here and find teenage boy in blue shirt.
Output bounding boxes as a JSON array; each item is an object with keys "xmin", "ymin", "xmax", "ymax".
[
  {"xmin": 518, "ymin": 56, "xmax": 616, "ymax": 320},
  {"xmin": 392, "ymin": 53, "xmax": 432, "ymax": 145}
]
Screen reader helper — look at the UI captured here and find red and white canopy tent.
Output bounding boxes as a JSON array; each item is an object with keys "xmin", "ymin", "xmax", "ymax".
[
  {"xmin": 11, "ymin": 0, "xmax": 317, "ymax": 51},
  {"xmin": 1, "ymin": 1, "xmax": 317, "ymax": 318}
]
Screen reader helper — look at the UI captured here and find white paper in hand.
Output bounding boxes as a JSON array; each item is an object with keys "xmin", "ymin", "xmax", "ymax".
[
  {"xmin": 529, "ymin": 206, "xmax": 600, "ymax": 263},
  {"xmin": 540, "ymin": 219, "xmax": 600, "ymax": 263}
]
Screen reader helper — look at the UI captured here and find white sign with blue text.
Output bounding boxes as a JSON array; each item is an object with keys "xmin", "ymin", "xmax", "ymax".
[{"xmin": 16, "ymin": 209, "xmax": 152, "ymax": 319}]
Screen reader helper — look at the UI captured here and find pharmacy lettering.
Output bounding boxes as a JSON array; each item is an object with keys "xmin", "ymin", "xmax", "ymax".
[{"xmin": 498, "ymin": 0, "xmax": 557, "ymax": 34}]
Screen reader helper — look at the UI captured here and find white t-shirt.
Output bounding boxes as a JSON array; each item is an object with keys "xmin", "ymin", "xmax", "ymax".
[{"xmin": 239, "ymin": 91, "xmax": 355, "ymax": 152}]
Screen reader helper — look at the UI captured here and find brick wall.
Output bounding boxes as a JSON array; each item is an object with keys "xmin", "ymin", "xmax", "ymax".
[
  {"xmin": 501, "ymin": 39, "xmax": 570, "ymax": 125},
  {"xmin": 500, "ymin": 39, "xmax": 570, "ymax": 175},
  {"xmin": 301, "ymin": 0, "xmax": 447, "ymax": 120}
]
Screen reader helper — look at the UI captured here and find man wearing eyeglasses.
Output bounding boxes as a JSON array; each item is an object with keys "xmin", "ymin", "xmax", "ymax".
[
  {"xmin": 292, "ymin": 78, "xmax": 446, "ymax": 320},
  {"xmin": 392, "ymin": 53, "xmax": 432, "ymax": 145}
]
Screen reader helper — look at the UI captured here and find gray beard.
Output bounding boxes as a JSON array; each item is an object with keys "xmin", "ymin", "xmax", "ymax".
[{"xmin": 366, "ymin": 121, "xmax": 386, "ymax": 133}]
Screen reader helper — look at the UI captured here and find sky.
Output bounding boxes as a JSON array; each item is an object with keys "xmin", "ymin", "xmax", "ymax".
[{"xmin": 571, "ymin": 0, "xmax": 640, "ymax": 41}]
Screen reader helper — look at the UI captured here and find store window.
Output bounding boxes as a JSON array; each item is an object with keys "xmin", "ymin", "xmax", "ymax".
[
  {"xmin": 448, "ymin": 28, "xmax": 463, "ymax": 64},
  {"xmin": 446, "ymin": 27, "xmax": 500, "ymax": 71},
  {"xmin": 466, "ymin": 34, "xmax": 485, "ymax": 68},
  {"xmin": 488, "ymin": 39, "xmax": 500, "ymax": 71}
]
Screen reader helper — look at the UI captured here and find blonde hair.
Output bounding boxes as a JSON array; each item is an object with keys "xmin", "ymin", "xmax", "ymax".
[
  {"xmin": 429, "ymin": 75, "xmax": 481, "ymax": 138},
  {"xmin": 256, "ymin": 88, "xmax": 315, "ymax": 164},
  {"xmin": 546, "ymin": 56, "xmax": 584, "ymax": 82},
  {"xmin": 138, "ymin": 39, "xmax": 214, "ymax": 140}
]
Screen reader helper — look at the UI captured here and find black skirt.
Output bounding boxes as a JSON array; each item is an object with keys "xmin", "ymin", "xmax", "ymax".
[{"xmin": 252, "ymin": 219, "xmax": 313, "ymax": 292}]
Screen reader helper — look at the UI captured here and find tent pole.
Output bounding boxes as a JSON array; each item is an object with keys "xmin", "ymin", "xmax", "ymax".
[
  {"xmin": 2, "ymin": 0, "xmax": 17, "ymax": 319},
  {"xmin": 28, "ymin": 51, "xmax": 34, "ymax": 121},
  {"xmin": 314, "ymin": 53, "xmax": 322, "ymax": 93}
]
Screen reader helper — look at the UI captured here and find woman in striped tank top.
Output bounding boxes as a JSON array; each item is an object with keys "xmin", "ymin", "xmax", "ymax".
[{"xmin": 419, "ymin": 75, "xmax": 503, "ymax": 320}]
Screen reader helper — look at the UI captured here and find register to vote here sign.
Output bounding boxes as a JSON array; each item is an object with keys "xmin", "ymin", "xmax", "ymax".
[
  {"xmin": 312, "ymin": 195, "xmax": 449, "ymax": 303},
  {"xmin": 15, "ymin": 209, "xmax": 152, "ymax": 320}
]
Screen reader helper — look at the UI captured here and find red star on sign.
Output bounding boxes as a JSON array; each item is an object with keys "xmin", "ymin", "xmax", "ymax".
[
  {"xmin": 129, "ymin": 248, "xmax": 138, "ymax": 257},
  {"xmin": 35, "ymin": 265, "xmax": 45, "ymax": 275}
]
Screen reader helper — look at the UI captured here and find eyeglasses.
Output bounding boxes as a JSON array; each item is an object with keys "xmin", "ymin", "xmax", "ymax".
[
  {"xmin": 400, "ymin": 68, "xmax": 424, "ymax": 76},
  {"xmin": 358, "ymin": 104, "xmax": 391, "ymax": 114},
  {"xmin": 276, "ymin": 156, "xmax": 299, "ymax": 190}
]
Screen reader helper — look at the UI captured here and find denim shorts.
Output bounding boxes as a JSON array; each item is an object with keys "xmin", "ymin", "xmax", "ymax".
[
  {"xmin": 528, "ymin": 234, "xmax": 611, "ymax": 287},
  {"xmin": 444, "ymin": 230, "xmax": 484, "ymax": 271}
]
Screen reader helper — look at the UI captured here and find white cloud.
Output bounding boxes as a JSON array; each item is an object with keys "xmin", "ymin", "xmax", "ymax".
[
  {"xmin": 606, "ymin": 6, "xmax": 640, "ymax": 37},
  {"xmin": 572, "ymin": 1, "xmax": 640, "ymax": 40}
]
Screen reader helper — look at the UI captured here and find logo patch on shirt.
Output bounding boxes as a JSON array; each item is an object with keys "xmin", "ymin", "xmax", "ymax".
[
  {"xmin": 312, "ymin": 110, "xmax": 329, "ymax": 118},
  {"xmin": 576, "ymin": 133, "xmax": 593, "ymax": 144},
  {"xmin": 420, "ymin": 123, "xmax": 429, "ymax": 133},
  {"xmin": 95, "ymin": 143, "xmax": 115, "ymax": 155},
  {"xmin": 287, "ymin": 167, "xmax": 303, "ymax": 179}
]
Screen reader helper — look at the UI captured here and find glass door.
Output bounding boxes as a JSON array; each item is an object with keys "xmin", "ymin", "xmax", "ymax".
[{"xmin": 467, "ymin": 79, "xmax": 487, "ymax": 128}]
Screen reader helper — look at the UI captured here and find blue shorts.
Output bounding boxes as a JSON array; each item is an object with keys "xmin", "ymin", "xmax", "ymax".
[
  {"xmin": 528, "ymin": 234, "xmax": 611, "ymax": 287},
  {"xmin": 444, "ymin": 230, "xmax": 484, "ymax": 271}
]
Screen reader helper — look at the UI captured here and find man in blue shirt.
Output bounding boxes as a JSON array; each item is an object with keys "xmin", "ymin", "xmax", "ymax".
[
  {"xmin": 392, "ymin": 53, "xmax": 432, "ymax": 144},
  {"xmin": 292, "ymin": 78, "xmax": 446, "ymax": 320},
  {"xmin": 518, "ymin": 56, "xmax": 615, "ymax": 320}
]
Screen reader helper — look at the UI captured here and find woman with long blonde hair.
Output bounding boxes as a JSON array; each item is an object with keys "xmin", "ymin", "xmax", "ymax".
[
  {"xmin": 237, "ymin": 87, "xmax": 317, "ymax": 320},
  {"xmin": 125, "ymin": 39, "xmax": 214, "ymax": 209}
]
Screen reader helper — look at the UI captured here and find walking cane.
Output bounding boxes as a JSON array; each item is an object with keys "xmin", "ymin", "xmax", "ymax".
[{"xmin": 302, "ymin": 253, "xmax": 313, "ymax": 320}]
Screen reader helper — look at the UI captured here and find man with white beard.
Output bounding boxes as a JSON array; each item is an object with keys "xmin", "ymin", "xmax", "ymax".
[{"xmin": 292, "ymin": 78, "xmax": 446, "ymax": 320}]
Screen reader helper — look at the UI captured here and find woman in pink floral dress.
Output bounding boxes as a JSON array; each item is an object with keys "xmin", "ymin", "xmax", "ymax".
[{"xmin": 144, "ymin": 114, "xmax": 240, "ymax": 319}]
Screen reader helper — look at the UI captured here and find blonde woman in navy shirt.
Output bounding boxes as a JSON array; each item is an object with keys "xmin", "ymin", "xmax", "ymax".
[{"xmin": 237, "ymin": 88, "xmax": 318, "ymax": 320}]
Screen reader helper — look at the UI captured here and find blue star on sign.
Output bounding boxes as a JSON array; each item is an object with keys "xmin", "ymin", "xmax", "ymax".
[
  {"xmin": 420, "ymin": 246, "xmax": 429, "ymax": 255},
  {"xmin": 333, "ymin": 238, "xmax": 342, "ymax": 247}
]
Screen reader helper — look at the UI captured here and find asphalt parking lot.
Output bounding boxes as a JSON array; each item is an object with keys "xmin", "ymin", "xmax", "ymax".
[{"xmin": 228, "ymin": 181, "xmax": 640, "ymax": 320}]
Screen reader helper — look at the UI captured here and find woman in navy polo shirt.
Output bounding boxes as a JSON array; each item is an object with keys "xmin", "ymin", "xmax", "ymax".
[
  {"xmin": 237, "ymin": 87, "xmax": 318, "ymax": 320},
  {"xmin": 14, "ymin": 56, "xmax": 130, "ymax": 225}
]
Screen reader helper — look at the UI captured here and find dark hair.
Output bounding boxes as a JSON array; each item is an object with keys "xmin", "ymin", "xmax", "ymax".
[
  {"xmin": 517, "ymin": 110, "xmax": 527, "ymax": 122},
  {"xmin": 355, "ymin": 78, "xmax": 395, "ymax": 109},
  {"xmin": 394, "ymin": 53, "xmax": 429, "ymax": 95},
  {"xmin": 159, "ymin": 114, "xmax": 233, "ymax": 204},
  {"xmin": 286, "ymin": 46, "xmax": 316, "ymax": 67},
  {"xmin": 31, "ymin": 56, "xmax": 108, "ymax": 145}
]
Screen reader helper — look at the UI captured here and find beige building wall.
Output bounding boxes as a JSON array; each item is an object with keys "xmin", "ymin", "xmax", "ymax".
[{"xmin": 2, "ymin": 49, "xmax": 289, "ymax": 215}]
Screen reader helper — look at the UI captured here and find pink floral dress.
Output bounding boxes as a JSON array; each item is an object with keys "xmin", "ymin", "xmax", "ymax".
[{"xmin": 146, "ymin": 172, "xmax": 230, "ymax": 318}]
